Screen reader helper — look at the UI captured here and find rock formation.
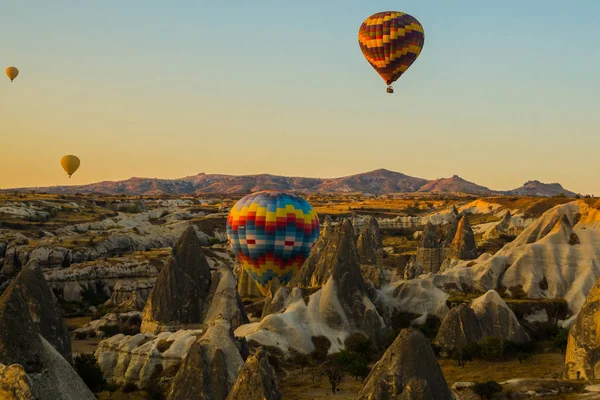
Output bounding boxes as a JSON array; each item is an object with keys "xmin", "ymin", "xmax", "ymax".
[
  {"xmin": 416, "ymin": 222, "xmax": 443, "ymax": 273},
  {"xmin": 356, "ymin": 328, "xmax": 452, "ymax": 400},
  {"xmin": 236, "ymin": 264, "xmax": 263, "ymax": 298},
  {"xmin": 289, "ymin": 217, "xmax": 339, "ymax": 288},
  {"xmin": 141, "ymin": 226, "xmax": 212, "ymax": 332},
  {"xmin": 167, "ymin": 319, "xmax": 244, "ymax": 400},
  {"xmin": 237, "ymin": 219, "xmax": 385, "ymax": 354},
  {"xmin": 0, "ymin": 363, "xmax": 35, "ymax": 400},
  {"xmin": 72, "ymin": 312, "xmax": 142, "ymax": 339},
  {"xmin": 0, "ymin": 263, "xmax": 94, "ymax": 399},
  {"xmin": 356, "ymin": 217, "xmax": 383, "ymax": 265},
  {"xmin": 447, "ymin": 216, "xmax": 478, "ymax": 260},
  {"xmin": 403, "ymin": 257, "xmax": 424, "ymax": 280},
  {"xmin": 103, "ymin": 279, "xmax": 154, "ymax": 312},
  {"xmin": 227, "ymin": 347, "xmax": 282, "ymax": 400},
  {"xmin": 564, "ymin": 276, "xmax": 600, "ymax": 380},
  {"xmin": 261, "ymin": 286, "xmax": 290, "ymax": 319},
  {"xmin": 434, "ymin": 304, "xmax": 483, "ymax": 355},
  {"xmin": 471, "ymin": 290, "xmax": 528, "ymax": 344},
  {"xmin": 0, "ymin": 260, "xmax": 71, "ymax": 363}
]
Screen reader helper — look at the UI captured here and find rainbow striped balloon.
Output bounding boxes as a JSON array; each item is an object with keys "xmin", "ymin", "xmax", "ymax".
[
  {"xmin": 358, "ymin": 11, "xmax": 425, "ymax": 92},
  {"xmin": 226, "ymin": 191, "xmax": 320, "ymax": 296}
]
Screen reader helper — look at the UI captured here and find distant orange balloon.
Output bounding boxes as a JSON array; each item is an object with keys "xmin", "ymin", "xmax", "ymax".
[
  {"xmin": 5, "ymin": 67, "xmax": 19, "ymax": 82},
  {"xmin": 60, "ymin": 155, "xmax": 81, "ymax": 178}
]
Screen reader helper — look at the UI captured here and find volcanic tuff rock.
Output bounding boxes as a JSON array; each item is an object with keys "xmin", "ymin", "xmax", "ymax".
[
  {"xmin": 226, "ymin": 347, "xmax": 282, "ymax": 400},
  {"xmin": 564, "ymin": 276, "xmax": 600, "ymax": 380},
  {"xmin": 0, "ymin": 260, "xmax": 71, "ymax": 363},
  {"xmin": 95, "ymin": 330, "xmax": 202, "ymax": 387},
  {"xmin": 356, "ymin": 328, "xmax": 453, "ymax": 400},
  {"xmin": 167, "ymin": 319, "xmax": 244, "ymax": 400},
  {"xmin": 237, "ymin": 220, "xmax": 384, "ymax": 354},
  {"xmin": 447, "ymin": 216, "xmax": 478, "ymax": 260},
  {"xmin": 103, "ymin": 279, "xmax": 154, "ymax": 312},
  {"xmin": 471, "ymin": 290, "xmax": 528, "ymax": 344},
  {"xmin": 434, "ymin": 304, "xmax": 483, "ymax": 355},
  {"xmin": 416, "ymin": 222, "xmax": 443, "ymax": 273},
  {"xmin": 403, "ymin": 257, "xmax": 424, "ymax": 280},
  {"xmin": 261, "ymin": 286, "xmax": 290, "ymax": 319},
  {"xmin": 437, "ymin": 200, "xmax": 600, "ymax": 314},
  {"xmin": 0, "ymin": 264, "xmax": 94, "ymax": 399},
  {"xmin": 0, "ymin": 363, "xmax": 35, "ymax": 400},
  {"xmin": 289, "ymin": 216, "xmax": 338, "ymax": 288},
  {"xmin": 356, "ymin": 217, "xmax": 383, "ymax": 265},
  {"xmin": 141, "ymin": 226, "xmax": 213, "ymax": 333}
]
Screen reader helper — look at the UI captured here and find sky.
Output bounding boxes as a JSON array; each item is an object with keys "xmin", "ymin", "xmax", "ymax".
[{"xmin": 1, "ymin": 1, "xmax": 599, "ymax": 194}]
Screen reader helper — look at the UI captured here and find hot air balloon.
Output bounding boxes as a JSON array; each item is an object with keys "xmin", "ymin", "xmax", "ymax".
[
  {"xmin": 358, "ymin": 11, "xmax": 425, "ymax": 93},
  {"xmin": 226, "ymin": 191, "xmax": 320, "ymax": 296},
  {"xmin": 6, "ymin": 67, "xmax": 19, "ymax": 82},
  {"xmin": 60, "ymin": 155, "xmax": 81, "ymax": 178}
]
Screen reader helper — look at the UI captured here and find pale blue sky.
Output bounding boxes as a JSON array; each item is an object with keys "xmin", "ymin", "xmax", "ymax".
[{"xmin": 1, "ymin": 1, "xmax": 599, "ymax": 194}]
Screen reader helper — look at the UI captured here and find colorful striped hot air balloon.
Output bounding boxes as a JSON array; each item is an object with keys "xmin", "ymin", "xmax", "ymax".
[
  {"xmin": 358, "ymin": 11, "xmax": 425, "ymax": 93},
  {"xmin": 226, "ymin": 191, "xmax": 320, "ymax": 296}
]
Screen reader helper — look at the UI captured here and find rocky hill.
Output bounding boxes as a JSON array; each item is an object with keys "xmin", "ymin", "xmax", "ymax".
[
  {"xmin": 3, "ymin": 169, "xmax": 579, "ymax": 197},
  {"xmin": 504, "ymin": 180, "xmax": 577, "ymax": 197}
]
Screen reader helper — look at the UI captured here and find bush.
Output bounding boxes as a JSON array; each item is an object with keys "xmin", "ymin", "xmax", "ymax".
[
  {"xmin": 478, "ymin": 337, "xmax": 503, "ymax": 361},
  {"xmin": 416, "ymin": 315, "xmax": 441, "ymax": 339},
  {"xmin": 106, "ymin": 381, "xmax": 120, "ymax": 398},
  {"xmin": 473, "ymin": 381, "xmax": 502, "ymax": 399},
  {"xmin": 334, "ymin": 351, "xmax": 370, "ymax": 382},
  {"xmin": 310, "ymin": 336, "xmax": 331, "ymax": 362},
  {"xmin": 552, "ymin": 328, "xmax": 569, "ymax": 352},
  {"xmin": 73, "ymin": 354, "xmax": 106, "ymax": 393},
  {"xmin": 287, "ymin": 348, "xmax": 310, "ymax": 371},
  {"xmin": 343, "ymin": 333, "xmax": 373, "ymax": 360}
]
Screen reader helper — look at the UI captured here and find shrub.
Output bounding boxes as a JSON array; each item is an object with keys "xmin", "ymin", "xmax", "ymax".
[
  {"xmin": 73, "ymin": 354, "xmax": 106, "ymax": 393},
  {"xmin": 287, "ymin": 348, "xmax": 310, "ymax": 371},
  {"xmin": 334, "ymin": 351, "xmax": 370, "ymax": 382},
  {"xmin": 473, "ymin": 381, "xmax": 502, "ymax": 399},
  {"xmin": 310, "ymin": 336, "xmax": 332, "ymax": 362},
  {"xmin": 478, "ymin": 337, "xmax": 503, "ymax": 361},
  {"xmin": 552, "ymin": 328, "xmax": 569, "ymax": 353},
  {"xmin": 106, "ymin": 381, "xmax": 120, "ymax": 398},
  {"xmin": 343, "ymin": 333, "xmax": 373, "ymax": 360}
]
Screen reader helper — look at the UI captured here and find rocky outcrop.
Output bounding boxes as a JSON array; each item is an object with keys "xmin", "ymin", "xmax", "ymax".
[
  {"xmin": 166, "ymin": 320, "xmax": 244, "ymax": 399},
  {"xmin": 226, "ymin": 348, "xmax": 282, "ymax": 400},
  {"xmin": 237, "ymin": 265, "xmax": 263, "ymax": 298},
  {"xmin": 261, "ymin": 286, "xmax": 290, "ymax": 319},
  {"xmin": 447, "ymin": 216, "xmax": 478, "ymax": 260},
  {"xmin": 103, "ymin": 279, "xmax": 154, "ymax": 312},
  {"xmin": 356, "ymin": 328, "xmax": 452, "ymax": 400},
  {"xmin": 403, "ymin": 257, "xmax": 424, "ymax": 280},
  {"xmin": 434, "ymin": 304, "xmax": 482, "ymax": 355},
  {"xmin": 0, "ymin": 264, "xmax": 94, "ymax": 399},
  {"xmin": 564, "ymin": 277, "xmax": 600, "ymax": 380},
  {"xmin": 95, "ymin": 329, "xmax": 201, "ymax": 387},
  {"xmin": 0, "ymin": 260, "xmax": 71, "ymax": 363},
  {"xmin": 0, "ymin": 363, "xmax": 35, "ymax": 400},
  {"xmin": 141, "ymin": 226, "xmax": 214, "ymax": 333},
  {"xmin": 356, "ymin": 217, "xmax": 383, "ymax": 265},
  {"xmin": 203, "ymin": 266, "xmax": 249, "ymax": 330},
  {"xmin": 289, "ymin": 217, "xmax": 339, "ymax": 288},
  {"xmin": 416, "ymin": 222, "xmax": 443, "ymax": 273},
  {"xmin": 238, "ymin": 219, "xmax": 385, "ymax": 354},
  {"xmin": 44, "ymin": 254, "xmax": 161, "ymax": 303},
  {"xmin": 72, "ymin": 312, "xmax": 142, "ymax": 339},
  {"xmin": 471, "ymin": 290, "xmax": 528, "ymax": 344}
]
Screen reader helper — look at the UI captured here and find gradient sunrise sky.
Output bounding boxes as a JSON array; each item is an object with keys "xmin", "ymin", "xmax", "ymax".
[{"xmin": 1, "ymin": 1, "xmax": 599, "ymax": 194}]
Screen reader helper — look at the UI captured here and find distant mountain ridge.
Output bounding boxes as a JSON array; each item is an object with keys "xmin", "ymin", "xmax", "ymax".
[{"xmin": 4, "ymin": 169, "xmax": 578, "ymax": 197}]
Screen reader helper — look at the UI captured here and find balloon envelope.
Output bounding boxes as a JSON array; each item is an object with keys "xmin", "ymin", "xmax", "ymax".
[
  {"xmin": 60, "ymin": 155, "xmax": 81, "ymax": 177},
  {"xmin": 226, "ymin": 191, "xmax": 320, "ymax": 296},
  {"xmin": 5, "ymin": 67, "xmax": 19, "ymax": 82},
  {"xmin": 358, "ymin": 11, "xmax": 424, "ymax": 90}
]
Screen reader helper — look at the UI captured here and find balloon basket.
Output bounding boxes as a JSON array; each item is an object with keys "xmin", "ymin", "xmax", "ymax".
[{"xmin": 386, "ymin": 86, "xmax": 394, "ymax": 94}]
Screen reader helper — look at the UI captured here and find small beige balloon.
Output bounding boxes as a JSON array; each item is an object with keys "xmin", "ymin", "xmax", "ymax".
[
  {"xmin": 6, "ymin": 67, "xmax": 19, "ymax": 82},
  {"xmin": 60, "ymin": 155, "xmax": 81, "ymax": 178}
]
